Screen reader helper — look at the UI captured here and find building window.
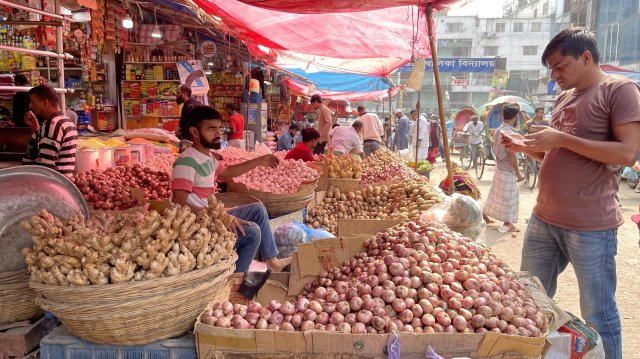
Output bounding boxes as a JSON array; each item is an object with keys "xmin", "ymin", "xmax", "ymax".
[
  {"xmin": 534, "ymin": 9, "xmax": 538, "ymax": 18},
  {"xmin": 604, "ymin": 23, "xmax": 619, "ymax": 62},
  {"xmin": 483, "ymin": 46, "xmax": 499, "ymax": 56},
  {"xmin": 495, "ymin": 23, "xmax": 506, "ymax": 32},
  {"xmin": 446, "ymin": 23, "xmax": 463, "ymax": 33},
  {"xmin": 531, "ymin": 22, "xmax": 542, "ymax": 32},
  {"xmin": 543, "ymin": 2, "xmax": 549, "ymax": 14},
  {"xmin": 513, "ymin": 23, "xmax": 524, "ymax": 32},
  {"xmin": 452, "ymin": 47, "xmax": 471, "ymax": 57},
  {"xmin": 523, "ymin": 46, "xmax": 538, "ymax": 56}
]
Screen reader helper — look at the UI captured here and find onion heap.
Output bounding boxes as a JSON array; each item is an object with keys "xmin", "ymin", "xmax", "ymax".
[
  {"xmin": 360, "ymin": 163, "xmax": 423, "ymax": 185},
  {"xmin": 307, "ymin": 180, "xmax": 442, "ymax": 234},
  {"xmin": 216, "ymin": 147, "xmax": 262, "ymax": 165},
  {"xmin": 72, "ymin": 164, "xmax": 172, "ymax": 210},
  {"xmin": 234, "ymin": 160, "xmax": 319, "ymax": 194},
  {"xmin": 140, "ymin": 153, "xmax": 178, "ymax": 174},
  {"xmin": 361, "ymin": 148, "xmax": 405, "ymax": 172},
  {"xmin": 316, "ymin": 153, "xmax": 362, "ymax": 179},
  {"xmin": 201, "ymin": 220, "xmax": 546, "ymax": 337}
]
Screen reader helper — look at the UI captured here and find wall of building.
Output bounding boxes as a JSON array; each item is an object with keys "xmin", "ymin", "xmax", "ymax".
[{"xmin": 595, "ymin": 0, "xmax": 640, "ymax": 70}]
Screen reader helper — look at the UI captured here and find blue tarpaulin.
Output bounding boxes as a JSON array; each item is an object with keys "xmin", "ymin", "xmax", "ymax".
[{"xmin": 284, "ymin": 68, "xmax": 393, "ymax": 92}]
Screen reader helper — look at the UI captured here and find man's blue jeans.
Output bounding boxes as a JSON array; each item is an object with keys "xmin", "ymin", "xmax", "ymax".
[
  {"xmin": 227, "ymin": 203, "xmax": 279, "ymax": 272},
  {"xmin": 521, "ymin": 214, "xmax": 621, "ymax": 359}
]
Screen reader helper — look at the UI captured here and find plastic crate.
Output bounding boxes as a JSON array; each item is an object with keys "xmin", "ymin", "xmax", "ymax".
[{"xmin": 40, "ymin": 326, "xmax": 196, "ymax": 359}]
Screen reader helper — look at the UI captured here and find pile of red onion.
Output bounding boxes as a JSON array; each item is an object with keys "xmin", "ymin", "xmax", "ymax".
[
  {"xmin": 360, "ymin": 163, "xmax": 421, "ymax": 185},
  {"xmin": 201, "ymin": 220, "xmax": 546, "ymax": 336},
  {"xmin": 72, "ymin": 164, "xmax": 172, "ymax": 210}
]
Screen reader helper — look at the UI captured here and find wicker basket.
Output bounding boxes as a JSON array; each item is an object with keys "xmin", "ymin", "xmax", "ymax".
[
  {"xmin": 215, "ymin": 192, "xmax": 261, "ymax": 209},
  {"xmin": 227, "ymin": 182, "xmax": 317, "ymax": 217},
  {"xmin": 307, "ymin": 162, "xmax": 328, "ymax": 192},
  {"xmin": 326, "ymin": 177, "xmax": 360, "ymax": 193},
  {"xmin": 30, "ymin": 253, "xmax": 236, "ymax": 345},
  {"xmin": 0, "ymin": 270, "xmax": 42, "ymax": 325}
]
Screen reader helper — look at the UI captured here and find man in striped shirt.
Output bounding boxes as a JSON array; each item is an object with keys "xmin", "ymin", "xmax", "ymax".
[
  {"xmin": 22, "ymin": 85, "xmax": 77, "ymax": 176},
  {"xmin": 171, "ymin": 105, "xmax": 292, "ymax": 272}
]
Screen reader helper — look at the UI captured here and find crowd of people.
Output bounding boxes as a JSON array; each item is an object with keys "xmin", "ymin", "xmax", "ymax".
[{"xmin": 7, "ymin": 25, "xmax": 640, "ymax": 359}]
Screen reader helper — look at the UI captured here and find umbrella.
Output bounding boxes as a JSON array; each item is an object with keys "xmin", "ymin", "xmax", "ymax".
[{"xmin": 476, "ymin": 95, "xmax": 535, "ymax": 115}]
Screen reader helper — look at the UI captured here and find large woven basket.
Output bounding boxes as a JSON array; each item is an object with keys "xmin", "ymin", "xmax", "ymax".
[
  {"xmin": 0, "ymin": 270, "xmax": 42, "ymax": 325},
  {"xmin": 31, "ymin": 253, "xmax": 236, "ymax": 345},
  {"xmin": 215, "ymin": 192, "xmax": 261, "ymax": 209},
  {"xmin": 227, "ymin": 182, "xmax": 316, "ymax": 217},
  {"xmin": 326, "ymin": 177, "xmax": 360, "ymax": 193}
]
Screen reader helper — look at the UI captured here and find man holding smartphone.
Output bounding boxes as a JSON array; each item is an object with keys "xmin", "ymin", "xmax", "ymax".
[{"xmin": 503, "ymin": 28, "xmax": 640, "ymax": 359}]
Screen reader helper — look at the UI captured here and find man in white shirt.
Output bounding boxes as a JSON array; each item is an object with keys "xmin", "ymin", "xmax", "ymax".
[
  {"xmin": 409, "ymin": 110, "xmax": 429, "ymax": 161},
  {"xmin": 462, "ymin": 115, "xmax": 484, "ymax": 165},
  {"xmin": 356, "ymin": 105, "xmax": 383, "ymax": 157},
  {"xmin": 330, "ymin": 121, "xmax": 364, "ymax": 159}
]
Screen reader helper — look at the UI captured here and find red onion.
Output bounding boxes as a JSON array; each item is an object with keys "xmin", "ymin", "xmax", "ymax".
[
  {"xmin": 268, "ymin": 300, "xmax": 281, "ymax": 312},
  {"xmin": 300, "ymin": 320, "xmax": 315, "ymax": 332}
]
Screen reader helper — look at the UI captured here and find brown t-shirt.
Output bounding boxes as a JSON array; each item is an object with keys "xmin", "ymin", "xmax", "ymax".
[
  {"xmin": 317, "ymin": 104, "xmax": 333, "ymax": 142},
  {"xmin": 535, "ymin": 75, "xmax": 640, "ymax": 231}
]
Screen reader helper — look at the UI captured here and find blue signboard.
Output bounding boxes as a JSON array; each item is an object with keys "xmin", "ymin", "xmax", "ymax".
[{"xmin": 397, "ymin": 58, "xmax": 496, "ymax": 73}]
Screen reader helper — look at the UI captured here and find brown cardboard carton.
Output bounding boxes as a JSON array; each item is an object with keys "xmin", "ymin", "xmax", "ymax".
[
  {"xmin": 195, "ymin": 325, "xmax": 549, "ymax": 359},
  {"xmin": 227, "ymin": 272, "xmax": 294, "ymax": 306}
]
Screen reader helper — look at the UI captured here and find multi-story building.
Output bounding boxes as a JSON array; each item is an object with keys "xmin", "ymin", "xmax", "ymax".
[
  {"xmin": 397, "ymin": 13, "xmax": 555, "ymax": 115},
  {"xmin": 594, "ymin": 0, "xmax": 640, "ymax": 70}
]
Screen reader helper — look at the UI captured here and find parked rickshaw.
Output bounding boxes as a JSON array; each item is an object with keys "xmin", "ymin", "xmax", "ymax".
[{"xmin": 450, "ymin": 106, "xmax": 478, "ymax": 151}]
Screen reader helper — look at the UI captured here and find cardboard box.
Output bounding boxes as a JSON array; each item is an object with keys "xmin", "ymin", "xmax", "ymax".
[
  {"xmin": 227, "ymin": 272, "xmax": 294, "ymax": 306},
  {"xmin": 195, "ymin": 325, "xmax": 549, "ymax": 359}
]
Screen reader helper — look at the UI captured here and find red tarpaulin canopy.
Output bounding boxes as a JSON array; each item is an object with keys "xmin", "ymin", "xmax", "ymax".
[
  {"xmin": 192, "ymin": 0, "xmax": 431, "ymax": 63},
  {"xmin": 233, "ymin": 0, "xmax": 465, "ymax": 13},
  {"xmin": 284, "ymin": 78, "xmax": 398, "ymax": 101}
]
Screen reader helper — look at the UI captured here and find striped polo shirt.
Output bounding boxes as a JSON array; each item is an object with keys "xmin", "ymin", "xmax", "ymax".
[
  {"xmin": 171, "ymin": 147, "xmax": 225, "ymax": 209},
  {"xmin": 22, "ymin": 111, "xmax": 77, "ymax": 176}
]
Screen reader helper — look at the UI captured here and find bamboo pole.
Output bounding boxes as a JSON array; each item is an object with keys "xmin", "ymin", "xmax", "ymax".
[
  {"xmin": 414, "ymin": 93, "xmax": 421, "ymax": 166},
  {"xmin": 426, "ymin": 5, "xmax": 454, "ymax": 194}
]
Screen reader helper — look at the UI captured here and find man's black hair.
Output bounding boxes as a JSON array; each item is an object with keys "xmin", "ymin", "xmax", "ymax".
[
  {"xmin": 542, "ymin": 27, "xmax": 600, "ymax": 67},
  {"xmin": 301, "ymin": 128, "xmax": 320, "ymax": 142},
  {"xmin": 352, "ymin": 120, "xmax": 363, "ymax": 129},
  {"xmin": 178, "ymin": 84, "xmax": 192, "ymax": 97},
  {"xmin": 14, "ymin": 74, "xmax": 28, "ymax": 86},
  {"xmin": 28, "ymin": 85, "xmax": 59, "ymax": 106},
  {"xmin": 535, "ymin": 107, "xmax": 545, "ymax": 112},
  {"xmin": 181, "ymin": 105, "xmax": 222, "ymax": 140},
  {"xmin": 226, "ymin": 103, "xmax": 237, "ymax": 112},
  {"xmin": 310, "ymin": 94, "xmax": 322, "ymax": 103},
  {"xmin": 502, "ymin": 103, "xmax": 520, "ymax": 121},
  {"xmin": 410, "ymin": 109, "xmax": 418, "ymax": 116},
  {"xmin": 331, "ymin": 123, "xmax": 340, "ymax": 129},
  {"xmin": 289, "ymin": 123, "xmax": 299, "ymax": 131},
  {"xmin": 357, "ymin": 105, "xmax": 366, "ymax": 112}
]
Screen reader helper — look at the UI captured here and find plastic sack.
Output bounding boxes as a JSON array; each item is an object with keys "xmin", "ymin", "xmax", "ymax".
[
  {"xmin": 273, "ymin": 221, "xmax": 333, "ymax": 258},
  {"xmin": 420, "ymin": 193, "xmax": 485, "ymax": 241}
]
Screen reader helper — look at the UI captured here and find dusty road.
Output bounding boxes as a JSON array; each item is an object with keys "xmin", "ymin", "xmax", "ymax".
[{"xmin": 430, "ymin": 160, "xmax": 640, "ymax": 358}]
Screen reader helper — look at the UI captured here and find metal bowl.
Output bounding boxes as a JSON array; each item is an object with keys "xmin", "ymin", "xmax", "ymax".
[{"xmin": 0, "ymin": 165, "xmax": 88, "ymax": 271}]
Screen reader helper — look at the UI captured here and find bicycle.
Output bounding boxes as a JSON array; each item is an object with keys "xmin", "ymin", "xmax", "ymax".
[
  {"xmin": 458, "ymin": 133, "xmax": 472, "ymax": 170},
  {"xmin": 522, "ymin": 155, "xmax": 539, "ymax": 190},
  {"xmin": 474, "ymin": 143, "xmax": 486, "ymax": 179}
]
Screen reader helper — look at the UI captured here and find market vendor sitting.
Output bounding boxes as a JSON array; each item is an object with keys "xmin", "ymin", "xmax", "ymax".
[
  {"xmin": 284, "ymin": 128, "xmax": 320, "ymax": 162},
  {"xmin": 276, "ymin": 123, "xmax": 299, "ymax": 151},
  {"xmin": 171, "ymin": 105, "xmax": 291, "ymax": 272}
]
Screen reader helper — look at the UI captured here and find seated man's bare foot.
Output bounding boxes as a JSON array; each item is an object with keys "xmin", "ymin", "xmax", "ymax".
[{"xmin": 267, "ymin": 256, "xmax": 292, "ymax": 272}]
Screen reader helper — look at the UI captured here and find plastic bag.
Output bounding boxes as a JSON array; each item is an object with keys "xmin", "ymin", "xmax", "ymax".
[
  {"xmin": 420, "ymin": 193, "xmax": 485, "ymax": 241},
  {"xmin": 273, "ymin": 221, "xmax": 333, "ymax": 258}
]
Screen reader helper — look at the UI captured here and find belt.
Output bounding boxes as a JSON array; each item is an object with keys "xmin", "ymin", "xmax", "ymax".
[{"xmin": 363, "ymin": 139, "xmax": 380, "ymax": 143}]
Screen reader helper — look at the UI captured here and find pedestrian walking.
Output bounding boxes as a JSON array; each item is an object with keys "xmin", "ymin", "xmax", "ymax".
[
  {"xmin": 482, "ymin": 103, "xmax": 524, "ymax": 233},
  {"xmin": 394, "ymin": 109, "xmax": 410, "ymax": 151}
]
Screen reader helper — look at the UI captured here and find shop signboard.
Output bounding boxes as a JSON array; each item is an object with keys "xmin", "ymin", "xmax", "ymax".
[
  {"xmin": 397, "ymin": 57, "xmax": 496, "ymax": 73},
  {"xmin": 177, "ymin": 60, "xmax": 210, "ymax": 96},
  {"xmin": 200, "ymin": 41, "xmax": 217, "ymax": 58}
]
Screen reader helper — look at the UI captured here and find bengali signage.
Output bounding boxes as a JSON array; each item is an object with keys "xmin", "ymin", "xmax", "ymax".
[{"xmin": 398, "ymin": 58, "xmax": 496, "ymax": 73}]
